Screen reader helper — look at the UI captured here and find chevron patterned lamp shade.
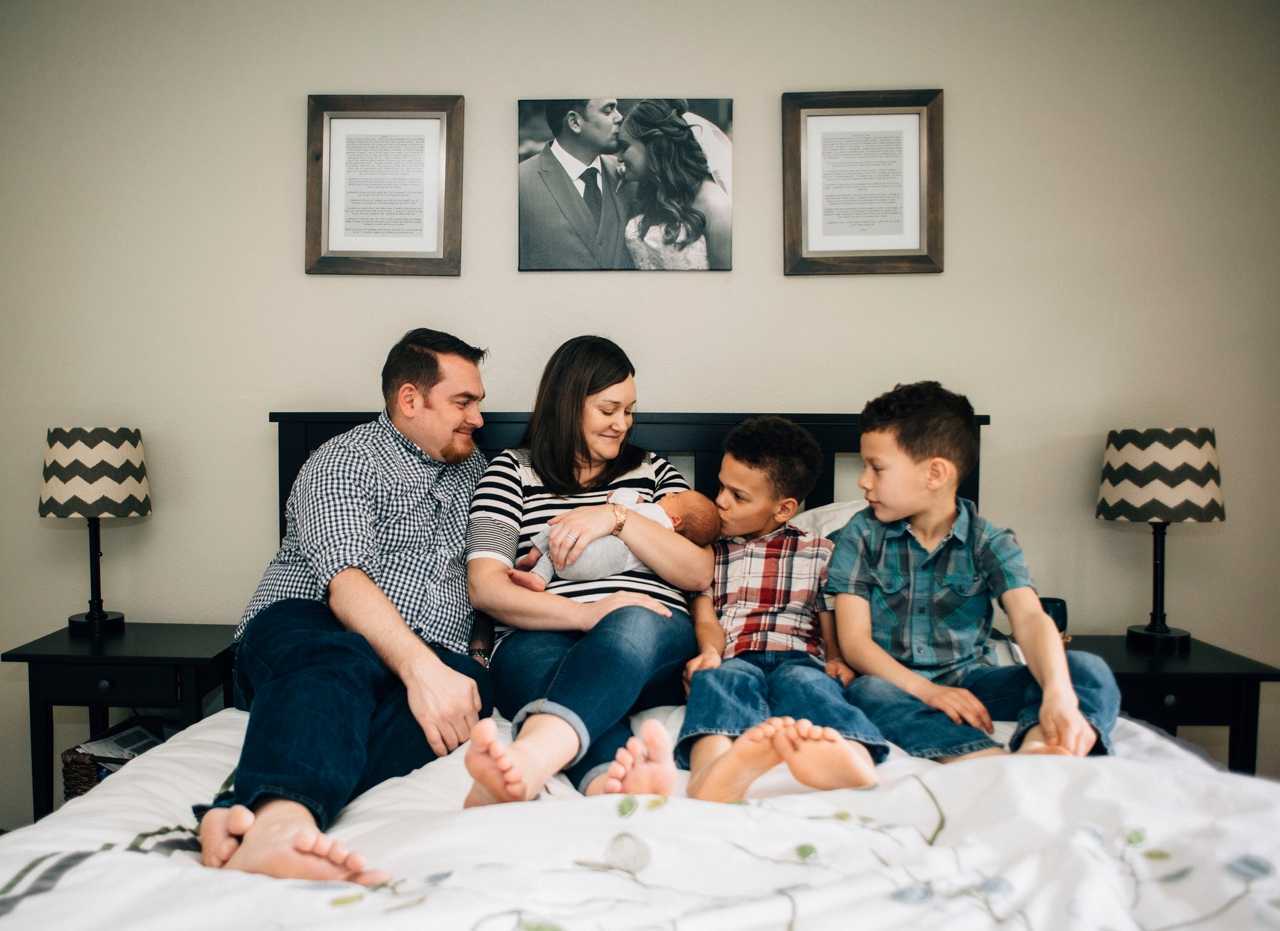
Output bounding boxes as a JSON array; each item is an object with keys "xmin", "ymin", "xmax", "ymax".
[
  {"xmin": 1096, "ymin": 428, "xmax": 1223, "ymax": 524},
  {"xmin": 1096, "ymin": 428, "xmax": 1223, "ymax": 653},
  {"xmin": 39, "ymin": 427, "xmax": 151, "ymax": 637}
]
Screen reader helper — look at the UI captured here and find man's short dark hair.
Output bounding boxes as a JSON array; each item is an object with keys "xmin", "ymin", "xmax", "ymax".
[
  {"xmin": 543, "ymin": 99, "xmax": 589, "ymax": 139},
  {"xmin": 859, "ymin": 381, "xmax": 980, "ymax": 480},
  {"xmin": 381, "ymin": 328, "xmax": 486, "ymax": 407},
  {"xmin": 722, "ymin": 416, "xmax": 823, "ymax": 503}
]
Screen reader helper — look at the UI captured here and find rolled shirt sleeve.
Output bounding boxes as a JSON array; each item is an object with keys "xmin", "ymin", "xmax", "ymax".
[{"xmin": 292, "ymin": 444, "xmax": 383, "ymax": 590}]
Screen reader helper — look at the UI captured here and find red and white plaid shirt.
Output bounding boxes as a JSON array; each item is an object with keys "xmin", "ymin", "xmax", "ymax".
[{"xmin": 706, "ymin": 525, "xmax": 835, "ymax": 659}]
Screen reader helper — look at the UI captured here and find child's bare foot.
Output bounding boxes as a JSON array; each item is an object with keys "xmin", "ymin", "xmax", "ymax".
[
  {"xmin": 687, "ymin": 718, "xmax": 786, "ymax": 802},
  {"xmin": 200, "ymin": 804, "xmax": 255, "ymax": 867},
  {"xmin": 507, "ymin": 568, "xmax": 547, "ymax": 592},
  {"xmin": 221, "ymin": 799, "xmax": 388, "ymax": 885},
  {"xmin": 1016, "ymin": 740, "xmax": 1073, "ymax": 756},
  {"xmin": 938, "ymin": 746, "xmax": 1007, "ymax": 763},
  {"xmin": 773, "ymin": 719, "xmax": 880, "ymax": 790},
  {"xmin": 595, "ymin": 719, "xmax": 677, "ymax": 796},
  {"xmin": 464, "ymin": 718, "xmax": 535, "ymax": 807}
]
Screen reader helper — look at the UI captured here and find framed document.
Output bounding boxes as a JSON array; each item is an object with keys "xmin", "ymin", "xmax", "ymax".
[
  {"xmin": 782, "ymin": 90, "xmax": 942, "ymax": 275},
  {"xmin": 305, "ymin": 94, "xmax": 463, "ymax": 276}
]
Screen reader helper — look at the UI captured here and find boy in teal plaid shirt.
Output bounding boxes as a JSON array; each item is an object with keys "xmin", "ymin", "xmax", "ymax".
[{"xmin": 830, "ymin": 382, "xmax": 1120, "ymax": 760}]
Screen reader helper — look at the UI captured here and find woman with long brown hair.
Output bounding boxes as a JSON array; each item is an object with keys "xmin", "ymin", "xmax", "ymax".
[{"xmin": 465, "ymin": 336, "xmax": 712, "ymax": 804}]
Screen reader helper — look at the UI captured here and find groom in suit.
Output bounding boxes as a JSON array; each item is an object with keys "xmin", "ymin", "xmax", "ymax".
[{"xmin": 519, "ymin": 99, "xmax": 635, "ymax": 270}]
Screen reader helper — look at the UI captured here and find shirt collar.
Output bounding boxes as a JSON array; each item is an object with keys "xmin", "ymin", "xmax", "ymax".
[
  {"xmin": 550, "ymin": 139, "xmax": 602, "ymax": 182},
  {"xmin": 377, "ymin": 409, "xmax": 445, "ymax": 474},
  {"xmin": 726, "ymin": 524, "xmax": 799, "ymax": 547},
  {"xmin": 877, "ymin": 499, "xmax": 972, "ymax": 546}
]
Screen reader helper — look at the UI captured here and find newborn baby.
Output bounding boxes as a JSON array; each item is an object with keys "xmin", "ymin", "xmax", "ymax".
[{"xmin": 508, "ymin": 488, "xmax": 720, "ymax": 592}]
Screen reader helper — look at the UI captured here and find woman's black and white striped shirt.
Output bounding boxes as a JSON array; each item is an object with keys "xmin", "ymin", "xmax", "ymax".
[{"xmin": 466, "ymin": 448, "xmax": 691, "ymax": 614}]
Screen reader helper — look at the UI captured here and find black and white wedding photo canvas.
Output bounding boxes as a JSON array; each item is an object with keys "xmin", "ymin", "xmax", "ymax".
[{"xmin": 518, "ymin": 98, "xmax": 732, "ymax": 271}]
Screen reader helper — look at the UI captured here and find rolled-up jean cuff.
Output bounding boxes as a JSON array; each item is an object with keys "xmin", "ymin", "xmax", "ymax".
[
  {"xmin": 576, "ymin": 762, "xmax": 613, "ymax": 794},
  {"xmin": 1010, "ymin": 715, "xmax": 1113, "ymax": 756},
  {"xmin": 511, "ymin": 699, "xmax": 591, "ymax": 768},
  {"xmin": 914, "ymin": 737, "xmax": 1003, "ymax": 760},
  {"xmin": 674, "ymin": 728, "xmax": 745, "ymax": 771}
]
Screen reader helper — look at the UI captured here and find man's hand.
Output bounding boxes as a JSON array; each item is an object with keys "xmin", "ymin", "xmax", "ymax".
[
  {"xmin": 922, "ymin": 683, "xmax": 993, "ymax": 733},
  {"xmin": 1037, "ymin": 688, "xmax": 1097, "ymax": 756},
  {"xmin": 825, "ymin": 655, "xmax": 855, "ymax": 687},
  {"xmin": 683, "ymin": 648, "xmax": 722, "ymax": 695},
  {"xmin": 573, "ymin": 590, "xmax": 672, "ymax": 630},
  {"xmin": 402, "ymin": 656, "xmax": 482, "ymax": 758}
]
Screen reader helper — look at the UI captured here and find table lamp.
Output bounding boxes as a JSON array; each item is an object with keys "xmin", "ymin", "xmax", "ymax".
[
  {"xmin": 39, "ymin": 428, "xmax": 151, "ymax": 637},
  {"xmin": 1096, "ymin": 428, "xmax": 1223, "ymax": 653}
]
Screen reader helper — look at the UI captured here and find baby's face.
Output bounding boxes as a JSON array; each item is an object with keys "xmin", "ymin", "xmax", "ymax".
[{"xmin": 661, "ymin": 491, "xmax": 719, "ymax": 544}]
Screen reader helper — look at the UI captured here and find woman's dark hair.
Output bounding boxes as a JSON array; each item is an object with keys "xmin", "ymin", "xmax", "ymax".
[
  {"xmin": 622, "ymin": 99, "xmax": 711, "ymax": 250},
  {"xmin": 522, "ymin": 336, "xmax": 646, "ymax": 496}
]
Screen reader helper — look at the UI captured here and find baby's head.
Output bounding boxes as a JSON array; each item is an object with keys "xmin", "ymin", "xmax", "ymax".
[{"xmin": 658, "ymin": 490, "xmax": 721, "ymax": 546}]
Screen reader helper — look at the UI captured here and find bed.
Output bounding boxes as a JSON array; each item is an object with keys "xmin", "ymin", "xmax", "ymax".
[{"xmin": 2, "ymin": 411, "xmax": 1278, "ymax": 930}]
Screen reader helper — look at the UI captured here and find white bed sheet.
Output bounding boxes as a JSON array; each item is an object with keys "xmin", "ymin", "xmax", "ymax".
[{"xmin": 2, "ymin": 708, "xmax": 1278, "ymax": 930}]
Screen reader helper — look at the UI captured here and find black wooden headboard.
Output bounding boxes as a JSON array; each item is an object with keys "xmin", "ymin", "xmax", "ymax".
[{"xmin": 269, "ymin": 411, "xmax": 990, "ymax": 541}]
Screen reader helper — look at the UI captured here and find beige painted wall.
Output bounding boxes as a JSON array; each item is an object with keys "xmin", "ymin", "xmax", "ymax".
[{"xmin": 1, "ymin": 0, "xmax": 1277, "ymax": 827}]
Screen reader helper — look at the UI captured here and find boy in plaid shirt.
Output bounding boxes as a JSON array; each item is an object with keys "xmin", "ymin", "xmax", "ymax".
[{"xmin": 668, "ymin": 417, "xmax": 889, "ymax": 800}]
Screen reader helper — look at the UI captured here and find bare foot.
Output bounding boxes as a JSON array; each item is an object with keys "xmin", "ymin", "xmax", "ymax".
[
  {"xmin": 687, "ymin": 718, "xmax": 786, "ymax": 802},
  {"xmin": 938, "ymin": 746, "xmax": 1007, "ymax": 763},
  {"xmin": 595, "ymin": 719, "xmax": 677, "ymax": 796},
  {"xmin": 507, "ymin": 568, "xmax": 547, "ymax": 592},
  {"xmin": 773, "ymin": 719, "xmax": 880, "ymax": 790},
  {"xmin": 464, "ymin": 718, "xmax": 535, "ymax": 807},
  {"xmin": 1016, "ymin": 740, "xmax": 1073, "ymax": 756},
  {"xmin": 222, "ymin": 799, "xmax": 389, "ymax": 885},
  {"xmin": 200, "ymin": 804, "xmax": 255, "ymax": 867}
]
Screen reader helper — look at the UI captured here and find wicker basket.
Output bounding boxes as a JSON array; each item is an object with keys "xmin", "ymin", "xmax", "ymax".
[{"xmin": 60, "ymin": 717, "xmax": 174, "ymax": 802}]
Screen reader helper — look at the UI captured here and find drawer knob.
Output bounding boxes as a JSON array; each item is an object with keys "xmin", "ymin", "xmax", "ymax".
[
  {"xmin": 1163, "ymin": 693, "xmax": 1176, "ymax": 707},
  {"xmin": 98, "ymin": 679, "xmax": 111, "ymax": 691}
]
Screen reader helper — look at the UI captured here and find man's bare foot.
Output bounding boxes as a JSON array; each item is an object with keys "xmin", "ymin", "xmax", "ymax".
[
  {"xmin": 507, "ymin": 568, "xmax": 548, "ymax": 592},
  {"xmin": 593, "ymin": 719, "xmax": 677, "ymax": 796},
  {"xmin": 200, "ymin": 804, "xmax": 255, "ymax": 867},
  {"xmin": 1016, "ymin": 740, "xmax": 1073, "ymax": 756},
  {"xmin": 221, "ymin": 799, "xmax": 388, "ymax": 885},
  {"xmin": 773, "ymin": 719, "xmax": 880, "ymax": 790},
  {"xmin": 687, "ymin": 718, "xmax": 786, "ymax": 802},
  {"xmin": 464, "ymin": 718, "xmax": 535, "ymax": 807}
]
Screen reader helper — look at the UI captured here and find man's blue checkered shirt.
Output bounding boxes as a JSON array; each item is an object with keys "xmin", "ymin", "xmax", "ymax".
[{"xmin": 237, "ymin": 411, "xmax": 485, "ymax": 654}]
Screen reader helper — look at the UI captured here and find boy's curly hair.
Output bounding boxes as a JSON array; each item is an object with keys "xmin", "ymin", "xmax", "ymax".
[
  {"xmin": 859, "ymin": 381, "xmax": 979, "ymax": 480},
  {"xmin": 722, "ymin": 416, "xmax": 823, "ymax": 503}
]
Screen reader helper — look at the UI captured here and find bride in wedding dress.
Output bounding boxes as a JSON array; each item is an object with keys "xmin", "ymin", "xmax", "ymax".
[{"xmin": 616, "ymin": 99, "xmax": 732, "ymax": 270}]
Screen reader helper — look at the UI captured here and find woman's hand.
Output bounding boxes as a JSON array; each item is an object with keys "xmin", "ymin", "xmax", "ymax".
[
  {"xmin": 546, "ymin": 505, "xmax": 617, "ymax": 570},
  {"xmin": 572, "ymin": 590, "xmax": 672, "ymax": 631}
]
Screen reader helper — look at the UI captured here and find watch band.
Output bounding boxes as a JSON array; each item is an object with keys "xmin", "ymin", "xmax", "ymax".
[{"xmin": 610, "ymin": 502, "xmax": 629, "ymax": 536}]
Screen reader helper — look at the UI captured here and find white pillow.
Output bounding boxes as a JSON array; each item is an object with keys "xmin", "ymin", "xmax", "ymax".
[{"xmin": 788, "ymin": 499, "xmax": 867, "ymax": 539}]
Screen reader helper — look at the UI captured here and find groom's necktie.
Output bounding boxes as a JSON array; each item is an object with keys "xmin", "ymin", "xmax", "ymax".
[{"xmin": 579, "ymin": 167, "xmax": 602, "ymax": 226}]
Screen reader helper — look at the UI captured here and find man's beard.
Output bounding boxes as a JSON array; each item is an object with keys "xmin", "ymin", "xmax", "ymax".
[{"xmin": 439, "ymin": 433, "xmax": 475, "ymax": 464}]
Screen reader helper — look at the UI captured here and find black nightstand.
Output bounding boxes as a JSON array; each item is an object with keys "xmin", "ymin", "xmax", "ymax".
[
  {"xmin": 1071, "ymin": 635, "xmax": 1280, "ymax": 774},
  {"xmin": 2, "ymin": 623, "xmax": 237, "ymax": 820}
]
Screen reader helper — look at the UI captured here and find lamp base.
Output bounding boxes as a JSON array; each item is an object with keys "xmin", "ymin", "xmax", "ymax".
[
  {"xmin": 68, "ymin": 612, "xmax": 125, "ymax": 638},
  {"xmin": 1126, "ymin": 623, "xmax": 1190, "ymax": 653}
]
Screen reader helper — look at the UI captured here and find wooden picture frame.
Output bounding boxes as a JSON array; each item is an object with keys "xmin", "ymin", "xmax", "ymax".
[
  {"xmin": 305, "ymin": 94, "xmax": 464, "ymax": 276},
  {"xmin": 782, "ymin": 89, "xmax": 942, "ymax": 276}
]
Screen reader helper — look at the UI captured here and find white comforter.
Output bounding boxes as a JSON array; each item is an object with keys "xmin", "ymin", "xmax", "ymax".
[{"xmin": 2, "ymin": 709, "xmax": 1278, "ymax": 930}]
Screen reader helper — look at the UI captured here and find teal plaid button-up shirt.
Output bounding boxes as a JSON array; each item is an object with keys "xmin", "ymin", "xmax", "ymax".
[{"xmin": 826, "ymin": 499, "xmax": 1035, "ymax": 685}]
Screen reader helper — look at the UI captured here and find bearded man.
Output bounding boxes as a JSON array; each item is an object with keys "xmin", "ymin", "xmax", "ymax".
[{"xmin": 196, "ymin": 327, "xmax": 494, "ymax": 884}]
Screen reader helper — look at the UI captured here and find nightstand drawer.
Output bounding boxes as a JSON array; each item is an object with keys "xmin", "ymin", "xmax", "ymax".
[
  {"xmin": 1117, "ymin": 675, "xmax": 1241, "ymax": 725},
  {"xmin": 29, "ymin": 663, "xmax": 179, "ymax": 706}
]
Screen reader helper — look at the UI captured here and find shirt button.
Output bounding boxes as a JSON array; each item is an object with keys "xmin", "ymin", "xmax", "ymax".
[{"xmin": 916, "ymin": 646, "xmax": 925, "ymax": 653}]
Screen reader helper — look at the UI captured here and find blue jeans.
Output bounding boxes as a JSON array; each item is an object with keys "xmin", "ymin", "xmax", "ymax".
[
  {"xmin": 843, "ymin": 650, "xmax": 1120, "ymax": 758},
  {"xmin": 490, "ymin": 605, "xmax": 697, "ymax": 792},
  {"xmin": 676, "ymin": 651, "xmax": 890, "ymax": 769},
  {"xmin": 199, "ymin": 598, "xmax": 494, "ymax": 831}
]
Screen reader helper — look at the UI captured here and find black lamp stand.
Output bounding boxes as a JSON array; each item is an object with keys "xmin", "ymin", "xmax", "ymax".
[
  {"xmin": 1126, "ymin": 522, "xmax": 1190, "ymax": 653},
  {"xmin": 68, "ymin": 517, "xmax": 125, "ymax": 638}
]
